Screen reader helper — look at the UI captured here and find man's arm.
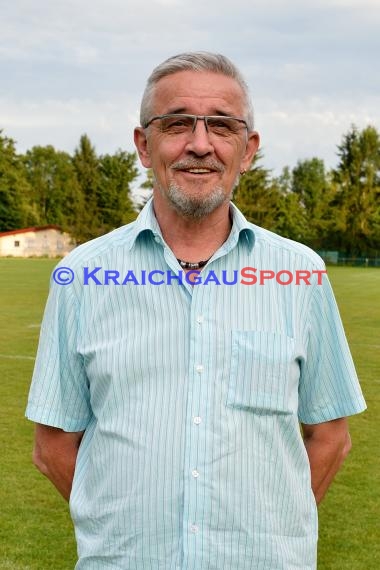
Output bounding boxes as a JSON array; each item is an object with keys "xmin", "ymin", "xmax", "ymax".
[
  {"xmin": 301, "ymin": 417, "xmax": 352, "ymax": 505},
  {"xmin": 33, "ymin": 423, "xmax": 85, "ymax": 501}
]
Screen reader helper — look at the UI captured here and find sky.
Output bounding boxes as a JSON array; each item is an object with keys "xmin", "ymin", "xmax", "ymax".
[{"xmin": 1, "ymin": 0, "xmax": 379, "ymax": 180}]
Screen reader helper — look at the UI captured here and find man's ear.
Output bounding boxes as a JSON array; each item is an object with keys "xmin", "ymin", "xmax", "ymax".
[
  {"xmin": 134, "ymin": 127, "xmax": 152, "ymax": 168},
  {"xmin": 240, "ymin": 131, "xmax": 260, "ymax": 173}
]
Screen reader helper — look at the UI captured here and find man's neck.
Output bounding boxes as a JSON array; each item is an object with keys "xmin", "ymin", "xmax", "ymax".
[{"xmin": 152, "ymin": 195, "xmax": 232, "ymax": 263}]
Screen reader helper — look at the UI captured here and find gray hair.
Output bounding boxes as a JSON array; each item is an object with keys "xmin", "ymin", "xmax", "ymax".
[{"xmin": 140, "ymin": 51, "xmax": 254, "ymax": 131}]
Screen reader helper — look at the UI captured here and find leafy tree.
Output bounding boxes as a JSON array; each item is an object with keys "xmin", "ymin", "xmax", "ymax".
[
  {"xmin": 23, "ymin": 145, "xmax": 85, "ymax": 240},
  {"xmin": 290, "ymin": 158, "xmax": 338, "ymax": 250},
  {"xmin": 233, "ymin": 153, "xmax": 313, "ymax": 244},
  {"xmin": 136, "ymin": 168, "xmax": 154, "ymax": 210},
  {"xmin": 98, "ymin": 150, "xmax": 138, "ymax": 232},
  {"xmin": 72, "ymin": 136, "xmax": 139, "ymax": 241},
  {"xmin": 333, "ymin": 125, "xmax": 380, "ymax": 255},
  {"xmin": 72, "ymin": 134, "xmax": 102, "ymax": 241},
  {"xmin": 233, "ymin": 150, "xmax": 283, "ymax": 229},
  {"xmin": 140, "ymin": 168, "xmax": 154, "ymax": 191},
  {"xmin": 275, "ymin": 191, "xmax": 308, "ymax": 243},
  {"xmin": 268, "ymin": 167, "xmax": 306, "ymax": 242},
  {"xmin": 0, "ymin": 131, "xmax": 31, "ymax": 231}
]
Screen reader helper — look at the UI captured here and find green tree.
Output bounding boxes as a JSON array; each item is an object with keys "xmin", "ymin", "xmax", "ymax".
[
  {"xmin": 136, "ymin": 168, "xmax": 154, "ymax": 210},
  {"xmin": 140, "ymin": 168, "xmax": 154, "ymax": 191},
  {"xmin": 333, "ymin": 125, "xmax": 380, "ymax": 255},
  {"xmin": 0, "ymin": 131, "xmax": 31, "ymax": 231},
  {"xmin": 98, "ymin": 150, "xmax": 138, "ymax": 232},
  {"xmin": 23, "ymin": 145, "xmax": 85, "ymax": 240},
  {"xmin": 269, "ymin": 166, "xmax": 306, "ymax": 242},
  {"xmin": 290, "ymin": 158, "xmax": 338, "ymax": 250},
  {"xmin": 72, "ymin": 134, "xmax": 102, "ymax": 241},
  {"xmin": 275, "ymin": 191, "xmax": 308, "ymax": 243},
  {"xmin": 72, "ymin": 136, "xmax": 138, "ymax": 241},
  {"xmin": 233, "ymin": 150, "xmax": 283, "ymax": 229}
]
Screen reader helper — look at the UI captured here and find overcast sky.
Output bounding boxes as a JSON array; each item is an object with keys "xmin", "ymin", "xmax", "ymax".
[{"xmin": 1, "ymin": 0, "xmax": 379, "ymax": 178}]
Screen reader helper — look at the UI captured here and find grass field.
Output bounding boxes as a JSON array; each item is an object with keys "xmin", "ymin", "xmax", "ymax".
[{"xmin": 0, "ymin": 259, "xmax": 379, "ymax": 569}]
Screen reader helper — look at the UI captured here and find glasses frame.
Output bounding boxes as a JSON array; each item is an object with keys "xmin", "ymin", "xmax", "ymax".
[{"xmin": 143, "ymin": 113, "xmax": 249, "ymax": 134}]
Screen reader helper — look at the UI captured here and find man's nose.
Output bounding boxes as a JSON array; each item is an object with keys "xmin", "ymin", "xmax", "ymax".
[{"xmin": 184, "ymin": 118, "xmax": 214, "ymax": 156}]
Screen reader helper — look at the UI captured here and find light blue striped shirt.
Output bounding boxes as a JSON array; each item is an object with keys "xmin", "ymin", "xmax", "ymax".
[{"xmin": 26, "ymin": 199, "xmax": 366, "ymax": 569}]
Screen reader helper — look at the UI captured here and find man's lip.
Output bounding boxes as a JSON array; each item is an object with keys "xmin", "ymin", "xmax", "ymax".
[{"xmin": 176, "ymin": 168, "xmax": 218, "ymax": 174}]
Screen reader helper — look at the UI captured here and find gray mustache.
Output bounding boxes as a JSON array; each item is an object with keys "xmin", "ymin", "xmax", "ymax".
[{"xmin": 171, "ymin": 160, "xmax": 224, "ymax": 173}]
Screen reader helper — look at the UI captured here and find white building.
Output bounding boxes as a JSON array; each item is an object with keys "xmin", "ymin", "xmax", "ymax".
[{"xmin": 0, "ymin": 225, "xmax": 75, "ymax": 257}]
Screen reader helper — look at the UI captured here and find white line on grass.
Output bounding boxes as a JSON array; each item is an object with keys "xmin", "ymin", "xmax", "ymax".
[
  {"xmin": 351, "ymin": 343, "xmax": 380, "ymax": 349},
  {"xmin": 0, "ymin": 353, "xmax": 35, "ymax": 361}
]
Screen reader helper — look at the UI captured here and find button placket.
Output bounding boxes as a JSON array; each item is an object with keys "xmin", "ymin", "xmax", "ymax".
[{"xmin": 183, "ymin": 290, "xmax": 212, "ymax": 558}]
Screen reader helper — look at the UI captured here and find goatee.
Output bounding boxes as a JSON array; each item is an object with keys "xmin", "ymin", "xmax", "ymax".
[{"xmin": 164, "ymin": 182, "xmax": 232, "ymax": 219}]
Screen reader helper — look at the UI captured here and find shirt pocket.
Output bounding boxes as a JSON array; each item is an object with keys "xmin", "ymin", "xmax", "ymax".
[{"xmin": 227, "ymin": 330, "xmax": 297, "ymax": 414}]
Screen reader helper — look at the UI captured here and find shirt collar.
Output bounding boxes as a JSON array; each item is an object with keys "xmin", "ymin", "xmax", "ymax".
[
  {"xmin": 127, "ymin": 197, "xmax": 163, "ymax": 250},
  {"xmin": 127, "ymin": 197, "xmax": 255, "ymax": 253},
  {"xmin": 227, "ymin": 201, "xmax": 255, "ymax": 252}
]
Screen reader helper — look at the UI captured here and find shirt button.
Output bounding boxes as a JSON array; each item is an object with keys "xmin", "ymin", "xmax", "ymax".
[
  {"xmin": 192, "ymin": 469, "xmax": 199, "ymax": 478},
  {"xmin": 195, "ymin": 364, "xmax": 204, "ymax": 373},
  {"xmin": 196, "ymin": 315, "xmax": 204, "ymax": 324},
  {"xmin": 193, "ymin": 416, "xmax": 202, "ymax": 425},
  {"xmin": 190, "ymin": 524, "xmax": 199, "ymax": 534}
]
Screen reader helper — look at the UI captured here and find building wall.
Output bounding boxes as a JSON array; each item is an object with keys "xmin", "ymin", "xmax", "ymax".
[{"xmin": 0, "ymin": 229, "xmax": 75, "ymax": 257}]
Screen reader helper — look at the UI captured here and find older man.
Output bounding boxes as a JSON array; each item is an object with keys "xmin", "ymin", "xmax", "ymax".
[{"xmin": 27, "ymin": 52, "xmax": 366, "ymax": 569}]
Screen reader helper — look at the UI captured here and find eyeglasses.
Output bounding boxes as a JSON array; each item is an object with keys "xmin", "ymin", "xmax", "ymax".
[{"xmin": 143, "ymin": 114, "xmax": 249, "ymax": 137}]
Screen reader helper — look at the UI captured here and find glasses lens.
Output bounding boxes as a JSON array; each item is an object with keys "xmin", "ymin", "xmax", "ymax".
[
  {"xmin": 206, "ymin": 117, "xmax": 245, "ymax": 135},
  {"xmin": 159, "ymin": 115, "xmax": 194, "ymax": 133}
]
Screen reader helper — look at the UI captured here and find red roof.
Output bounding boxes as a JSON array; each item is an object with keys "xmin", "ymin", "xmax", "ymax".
[{"xmin": 0, "ymin": 225, "xmax": 62, "ymax": 238}]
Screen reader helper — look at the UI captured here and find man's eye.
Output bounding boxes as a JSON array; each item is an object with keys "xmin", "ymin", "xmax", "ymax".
[
  {"xmin": 161, "ymin": 117, "xmax": 192, "ymax": 131},
  {"xmin": 170, "ymin": 120, "xmax": 188, "ymax": 127},
  {"xmin": 208, "ymin": 118, "xmax": 238, "ymax": 133},
  {"xmin": 209, "ymin": 119, "xmax": 230, "ymax": 128}
]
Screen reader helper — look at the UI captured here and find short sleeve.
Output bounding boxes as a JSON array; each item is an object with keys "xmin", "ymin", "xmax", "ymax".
[
  {"xmin": 298, "ymin": 272, "xmax": 366, "ymax": 424},
  {"xmin": 25, "ymin": 274, "xmax": 92, "ymax": 432}
]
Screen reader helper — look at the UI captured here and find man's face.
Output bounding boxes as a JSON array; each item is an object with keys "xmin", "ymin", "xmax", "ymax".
[{"xmin": 134, "ymin": 70, "xmax": 260, "ymax": 219}]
